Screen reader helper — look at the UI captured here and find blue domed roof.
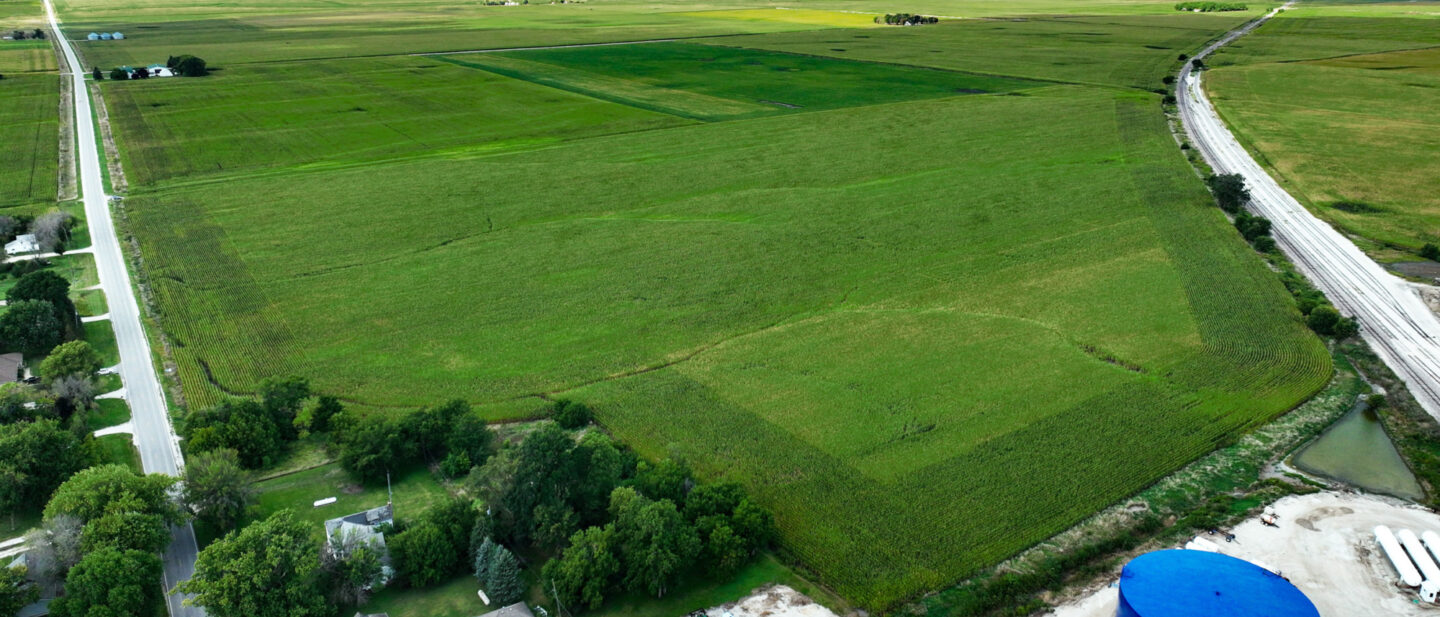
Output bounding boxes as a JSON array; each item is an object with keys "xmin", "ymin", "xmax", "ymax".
[{"xmin": 1118, "ymin": 550, "xmax": 1319, "ymax": 617}]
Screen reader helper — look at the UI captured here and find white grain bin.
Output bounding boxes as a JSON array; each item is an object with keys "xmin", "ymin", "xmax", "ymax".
[
  {"xmin": 1421, "ymin": 530, "xmax": 1440, "ymax": 564},
  {"xmin": 1399, "ymin": 529, "xmax": 1440, "ymax": 582},
  {"xmin": 1377, "ymin": 525, "xmax": 1424, "ymax": 587}
]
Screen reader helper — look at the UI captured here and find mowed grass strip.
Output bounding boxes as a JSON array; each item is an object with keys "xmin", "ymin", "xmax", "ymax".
[
  {"xmin": 0, "ymin": 74, "xmax": 58, "ymax": 208},
  {"xmin": 457, "ymin": 42, "xmax": 1040, "ymax": 120},
  {"xmin": 714, "ymin": 12, "xmax": 1256, "ymax": 89},
  {"xmin": 128, "ymin": 84, "xmax": 1328, "ymax": 608},
  {"xmin": 101, "ymin": 55, "xmax": 691, "ymax": 185}
]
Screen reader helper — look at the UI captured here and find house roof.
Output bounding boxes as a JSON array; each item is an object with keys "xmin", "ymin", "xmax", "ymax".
[
  {"xmin": 0, "ymin": 353, "xmax": 23, "ymax": 384},
  {"xmin": 479, "ymin": 603, "xmax": 535, "ymax": 617},
  {"xmin": 324, "ymin": 503, "xmax": 393, "ymax": 539}
]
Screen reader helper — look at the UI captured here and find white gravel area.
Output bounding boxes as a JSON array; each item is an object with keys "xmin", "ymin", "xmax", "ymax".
[
  {"xmin": 1048, "ymin": 492, "xmax": 1440, "ymax": 617},
  {"xmin": 703, "ymin": 584, "xmax": 839, "ymax": 617}
]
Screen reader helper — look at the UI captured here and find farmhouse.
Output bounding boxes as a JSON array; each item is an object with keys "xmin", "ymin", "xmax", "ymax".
[
  {"xmin": 323, "ymin": 503, "xmax": 396, "ymax": 581},
  {"xmin": 5, "ymin": 234, "xmax": 39, "ymax": 255},
  {"xmin": 0, "ymin": 353, "xmax": 24, "ymax": 384}
]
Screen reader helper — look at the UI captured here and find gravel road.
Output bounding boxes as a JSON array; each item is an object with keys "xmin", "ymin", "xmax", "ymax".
[{"xmin": 1179, "ymin": 4, "xmax": 1440, "ymax": 422}]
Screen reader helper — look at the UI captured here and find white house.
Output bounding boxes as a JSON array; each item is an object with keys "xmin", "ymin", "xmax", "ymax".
[
  {"xmin": 324, "ymin": 503, "xmax": 396, "ymax": 583},
  {"xmin": 5, "ymin": 234, "xmax": 39, "ymax": 256}
]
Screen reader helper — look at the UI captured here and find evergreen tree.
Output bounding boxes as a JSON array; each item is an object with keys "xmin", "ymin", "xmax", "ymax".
[{"xmin": 486, "ymin": 545, "xmax": 525, "ymax": 606}]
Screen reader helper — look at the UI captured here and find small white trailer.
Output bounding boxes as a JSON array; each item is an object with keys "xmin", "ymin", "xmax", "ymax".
[{"xmin": 1377, "ymin": 525, "xmax": 1424, "ymax": 587}]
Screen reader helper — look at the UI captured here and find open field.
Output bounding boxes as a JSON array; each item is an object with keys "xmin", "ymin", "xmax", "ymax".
[
  {"xmin": 124, "ymin": 82, "xmax": 1330, "ymax": 606},
  {"xmin": 446, "ymin": 42, "xmax": 1040, "ymax": 121},
  {"xmin": 100, "ymin": 55, "xmax": 690, "ymax": 185},
  {"xmin": 715, "ymin": 13, "xmax": 1256, "ymax": 89},
  {"xmin": 0, "ymin": 0, "xmax": 55, "ymax": 74},
  {"xmin": 0, "ymin": 74, "xmax": 58, "ymax": 208},
  {"xmin": 66, "ymin": 0, "xmax": 1336, "ymax": 609},
  {"xmin": 1207, "ymin": 5, "xmax": 1440, "ymax": 253}
]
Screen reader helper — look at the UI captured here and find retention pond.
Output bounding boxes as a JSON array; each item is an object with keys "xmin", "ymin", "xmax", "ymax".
[{"xmin": 1292, "ymin": 399, "xmax": 1423, "ymax": 500}]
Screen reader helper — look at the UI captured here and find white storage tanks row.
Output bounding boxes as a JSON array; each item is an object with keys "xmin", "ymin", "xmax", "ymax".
[{"xmin": 1375, "ymin": 525, "xmax": 1440, "ymax": 601}]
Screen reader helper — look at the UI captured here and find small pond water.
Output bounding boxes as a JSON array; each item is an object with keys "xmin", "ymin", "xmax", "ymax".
[{"xmin": 1293, "ymin": 399, "xmax": 1424, "ymax": 500}]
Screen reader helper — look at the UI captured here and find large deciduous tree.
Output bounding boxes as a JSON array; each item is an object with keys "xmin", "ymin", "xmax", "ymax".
[
  {"xmin": 179, "ymin": 510, "xmax": 327, "ymax": 617},
  {"xmin": 39, "ymin": 340, "xmax": 102, "ymax": 385},
  {"xmin": 181, "ymin": 448, "xmax": 256, "ymax": 531},
  {"xmin": 43, "ymin": 464, "xmax": 182, "ymax": 524},
  {"xmin": 542, "ymin": 525, "xmax": 619, "ymax": 610},
  {"xmin": 0, "ymin": 299, "xmax": 64, "ymax": 355},
  {"xmin": 0, "ymin": 418, "xmax": 89, "ymax": 514},
  {"xmin": 48, "ymin": 547, "xmax": 162, "ymax": 617}
]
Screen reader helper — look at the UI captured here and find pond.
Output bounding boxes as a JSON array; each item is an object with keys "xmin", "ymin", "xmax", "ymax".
[{"xmin": 1292, "ymin": 399, "xmax": 1424, "ymax": 500}]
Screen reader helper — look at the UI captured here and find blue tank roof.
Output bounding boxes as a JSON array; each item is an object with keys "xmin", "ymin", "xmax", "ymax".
[{"xmin": 1118, "ymin": 550, "xmax": 1319, "ymax": 617}]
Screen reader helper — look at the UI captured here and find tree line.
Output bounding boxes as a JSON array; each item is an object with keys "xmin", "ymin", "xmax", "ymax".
[
  {"xmin": 1205, "ymin": 173, "xmax": 1359, "ymax": 340},
  {"xmin": 876, "ymin": 13, "xmax": 939, "ymax": 25},
  {"xmin": 1174, "ymin": 2, "xmax": 1247, "ymax": 11},
  {"xmin": 167, "ymin": 393, "xmax": 776, "ymax": 616}
]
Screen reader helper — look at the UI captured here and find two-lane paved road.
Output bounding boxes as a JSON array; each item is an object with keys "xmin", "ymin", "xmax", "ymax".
[
  {"xmin": 43, "ymin": 2, "xmax": 205, "ymax": 615},
  {"xmin": 1179, "ymin": 4, "xmax": 1440, "ymax": 421}
]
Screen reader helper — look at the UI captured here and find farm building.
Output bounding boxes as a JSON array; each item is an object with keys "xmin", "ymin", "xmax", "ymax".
[
  {"xmin": 1117, "ymin": 550, "xmax": 1320, "ymax": 617},
  {"xmin": 5, "ymin": 234, "xmax": 39, "ymax": 255},
  {"xmin": 86, "ymin": 32, "xmax": 98, "ymax": 40},
  {"xmin": 0, "ymin": 353, "xmax": 24, "ymax": 384},
  {"xmin": 146, "ymin": 64, "xmax": 173, "ymax": 77},
  {"xmin": 111, "ymin": 32, "xmax": 124, "ymax": 39},
  {"xmin": 324, "ymin": 503, "xmax": 396, "ymax": 582},
  {"xmin": 98, "ymin": 32, "xmax": 111, "ymax": 40}
]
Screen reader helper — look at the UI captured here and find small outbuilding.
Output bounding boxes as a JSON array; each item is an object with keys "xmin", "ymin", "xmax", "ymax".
[
  {"xmin": 86, "ymin": 32, "xmax": 99, "ymax": 40},
  {"xmin": 98, "ymin": 32, "xmax": 111, "ymax": 40},
  {"xmin": 111, "ymin": 32, "xmax": 125, "ymax": 40},
  {"xmin": 146, "ymin": 64, "xmax": 173, "ymax": 77},
  {"xmin": 5, "ymin": 234, "xmax": 39, "ymax": 256}
]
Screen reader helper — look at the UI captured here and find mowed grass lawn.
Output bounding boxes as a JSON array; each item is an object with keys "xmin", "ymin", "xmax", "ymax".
[
  {"xmin": 127, "ymin": 83, "xmax": 1330, "ymax": 607},
  {"xmin": 1208, "ymin": 8, "xmax": 1440, "ymax": 253},
  {"xmin": 0, "ymin": 74, "xmax": 58, "ymax": 208},
  {"xmin": 446, "ymin": 42, "xmax": 1040, "ymax": 121},
  {"xmin": 101, "ymin": 56, "xmax": 691, "ymax": 185}
]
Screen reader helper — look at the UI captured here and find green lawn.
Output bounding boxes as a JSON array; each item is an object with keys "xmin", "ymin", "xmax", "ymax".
[
  {"xmin": 1207, "ymin": 6, "xmax": 1440, "ymax": 255},
  {"xmin": 75, "ymin": 288, "xmax": 108, "ymax": 317},
  {"xmin": 82, "ymin": 319, "xmax": 119, "ymax": 367},
  {"xmin": 86, "ymin": 397, "xmax": 131, "ymax": 431},
  {"xmin": 95, "ymin": 433, "xmax": 142, "ymax": 473},
  {"xmin": 243, "ymin": 463, "xmax": 450, "ymax": 544}
]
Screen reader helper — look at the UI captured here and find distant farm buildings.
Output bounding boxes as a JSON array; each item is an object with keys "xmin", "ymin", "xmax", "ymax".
[{"xmin": 86, "ymin": 32, "xmax": 123, "ymax": 41}]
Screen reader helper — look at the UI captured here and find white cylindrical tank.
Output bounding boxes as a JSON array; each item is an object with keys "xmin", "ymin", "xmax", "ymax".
[
  {"xmin": 1377, "ymin": 525, "xmax": 1424, "ymax": 587},
  {"xmin": 1420, "ymin": 530, "xmax": 1440, "ymax": 565},
  {"xmin": 1400, "ymin": 529, "xmax": 1440, "ymax": 582}
]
